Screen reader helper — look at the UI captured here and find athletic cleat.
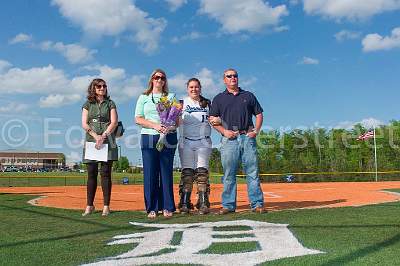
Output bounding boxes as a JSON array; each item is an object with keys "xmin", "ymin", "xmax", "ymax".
[
  {"xmin": 196, "ymin": 191, "xmax": 210, "ymax": 214},
  {"xmin": 198, "ymin": 206, "xmax": 210, "ymax": 215},
  {"xmin": 178, "ymin": 191, "xmax": 193, "ymax": 214},
  {"xmin": 179, "ymin": 205, "xmax": 190, "ymax": 214}
]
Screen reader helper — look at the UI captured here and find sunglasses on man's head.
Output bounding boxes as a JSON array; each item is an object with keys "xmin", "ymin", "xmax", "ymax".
[
  {"xmin": 95, "ymin": 84, "xmax": 107, "ymax": 89},
  {"xmin": 153, "ymin": 76, "xmax": 166, "ymax": 81},
  {"xmin": 225, "ymin": 74, "xmax": 238, "ymax": 79}
]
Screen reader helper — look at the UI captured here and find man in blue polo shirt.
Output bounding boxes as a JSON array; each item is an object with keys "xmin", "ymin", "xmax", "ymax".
[{"xmin": 209, "ymin": 68, "xmax": 264, "ymax": 214}]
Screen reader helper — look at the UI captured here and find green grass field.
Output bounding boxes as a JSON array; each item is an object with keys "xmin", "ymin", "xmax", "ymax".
[
  {"xmin": 1, "ymin": 193, "xmax": 400, "ymax": 265},
  {"xmin": 0, "ymin": 172, "xmax": 230, "ymax": 187},
  {"xmin": 2, "ymin": 171, "xmax": 399, "ymax": 188},
  {"xmin": 0, "ymin": 172, "xmax": 145, "ymax": 187}
]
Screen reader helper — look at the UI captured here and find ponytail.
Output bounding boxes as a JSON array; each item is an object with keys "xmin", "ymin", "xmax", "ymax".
[{"xmin": 199, "ymin": 95, "xmax": 210, "ymax": 108}]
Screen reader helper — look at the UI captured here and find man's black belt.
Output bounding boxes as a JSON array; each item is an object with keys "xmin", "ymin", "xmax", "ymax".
[
  {"xmin": 235, "ymin": 129, "xmax": 253, "ymax": 135},
  {"xmin": 220, "ymin": 129, "xmax": 252, "ymax": 137}
]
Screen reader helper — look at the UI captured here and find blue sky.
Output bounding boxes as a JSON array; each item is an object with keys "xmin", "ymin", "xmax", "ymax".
[{"xmin": 0, "ymin": 0, "xmax": 399, "ymax": 165}]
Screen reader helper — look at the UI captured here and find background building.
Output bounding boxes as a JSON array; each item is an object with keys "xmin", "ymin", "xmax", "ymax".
[{"xmin": 0, "ymin": 150, "xmax": 65, "ymax": 170}]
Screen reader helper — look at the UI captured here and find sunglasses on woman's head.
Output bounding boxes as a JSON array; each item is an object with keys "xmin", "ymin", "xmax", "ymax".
[{"xmin": 153, "ymin": 76, "xmax": 166, "ymax": 81}]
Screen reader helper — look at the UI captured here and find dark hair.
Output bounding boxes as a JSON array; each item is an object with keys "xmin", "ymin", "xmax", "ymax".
[
  {"xmin": 186, "ymin": 78, "xmax": 210, "ymax": 108},
  {"xmin": 87, "ymin": 78, "xmax": 109, "ymax": 103}
]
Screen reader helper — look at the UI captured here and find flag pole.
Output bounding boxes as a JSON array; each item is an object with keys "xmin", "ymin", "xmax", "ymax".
[{"xmin": 373, "ymin": 125, "xmax": 378, "ymax": 182}]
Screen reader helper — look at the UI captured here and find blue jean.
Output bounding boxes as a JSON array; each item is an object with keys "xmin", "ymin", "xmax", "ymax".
[
  {"xmin": 220, "ymin": 135, "xmax": 264, "ymax": 210},
  {"xmin": 141, "ymin": 133, "xmax": 177, "ymax": 213}
]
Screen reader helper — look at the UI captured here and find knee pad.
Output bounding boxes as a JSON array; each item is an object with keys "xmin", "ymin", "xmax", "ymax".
[
  {"xmin": 181, "ymin": 168, "xmax": 194, "ymax": 192},
  {"xmin": 195, "ymin": 167, "xmax": 208, "ymax": 182}
]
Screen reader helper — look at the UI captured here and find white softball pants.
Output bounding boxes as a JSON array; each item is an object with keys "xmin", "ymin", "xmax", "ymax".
[{"xmin": 178, "ymin": 137, "xmax": 212, "ymax": 169}]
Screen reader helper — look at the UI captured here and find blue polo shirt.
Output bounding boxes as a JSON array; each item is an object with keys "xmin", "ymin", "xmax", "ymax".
[{"xmin": 209, "ymin": 87, "xmax": 263, "ymax": 131}]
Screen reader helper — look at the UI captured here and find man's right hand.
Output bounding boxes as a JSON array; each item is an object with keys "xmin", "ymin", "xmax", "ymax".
[{"xmin": 223, "ymin": 129, "xmax": 239, "ymax": 139}]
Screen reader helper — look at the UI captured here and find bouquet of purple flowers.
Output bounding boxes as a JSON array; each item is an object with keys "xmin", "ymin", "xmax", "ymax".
[{"xmin": 155, "ymin": 96, "xmax": 183, "ymax": 151}]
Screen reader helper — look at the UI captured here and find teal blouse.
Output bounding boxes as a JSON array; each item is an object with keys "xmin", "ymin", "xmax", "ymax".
[{"xmin": 134, "ymin": 92, "xmax": 175, "ymax": 135}]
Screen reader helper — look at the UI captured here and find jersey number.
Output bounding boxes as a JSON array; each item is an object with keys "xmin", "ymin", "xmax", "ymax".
[{"xmin": 201, "ymin": 115, "xmax": 209, "ymax": 123}]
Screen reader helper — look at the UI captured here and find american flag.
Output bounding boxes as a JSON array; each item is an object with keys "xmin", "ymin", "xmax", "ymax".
[{"xmin": 357, "ymin": 130, "xmax": 374, "ymax": 141}]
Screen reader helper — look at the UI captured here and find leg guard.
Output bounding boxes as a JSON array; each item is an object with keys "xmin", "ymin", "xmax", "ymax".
[
  {"xmin": 178, "ymin": 168, "xmax": 194, "ymax": 213},
  {"xmin": 195, "ymin": 167, "xmax": 210, "ymax": 214},
  {"xmin": 197, "ymin": 191, "xmax": 210, "ymax": 215}
]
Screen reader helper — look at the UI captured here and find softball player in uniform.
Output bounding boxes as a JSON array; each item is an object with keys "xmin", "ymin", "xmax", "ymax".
[{"xmin": 178, "ymin": 78, "xmax": 212, "ymax": 214}]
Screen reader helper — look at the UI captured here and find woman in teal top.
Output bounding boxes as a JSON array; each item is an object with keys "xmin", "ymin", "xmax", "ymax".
[
  {"xmin": 81, "ymin": 78, "xmax": 118, "ymax": 217},
  {"xmin": 135, "ymin": 69, "xmax": 178, "ymax": 219}
]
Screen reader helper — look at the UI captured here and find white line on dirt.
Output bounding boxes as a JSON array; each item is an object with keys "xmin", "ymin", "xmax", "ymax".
[
  {"xmin": 276, "ymin": 188, "xmax": 336, "ymax": 193},
  {"xmin": 263, "ymin": 192, "xmax": 283, "ymax": 198},
  {"xmin": 27, "ymin": 196, "xmax": 47, "ymax": 206}
]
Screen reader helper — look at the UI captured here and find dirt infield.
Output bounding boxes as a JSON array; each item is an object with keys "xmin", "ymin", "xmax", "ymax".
[{"xmin": 1, "ymin": 182, "xmax": 400, "ymax": 213}]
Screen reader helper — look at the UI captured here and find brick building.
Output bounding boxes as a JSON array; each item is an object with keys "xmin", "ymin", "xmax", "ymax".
[{"xmin": 0, "ymin": 150, "xmax": 65, "ymax": 170}]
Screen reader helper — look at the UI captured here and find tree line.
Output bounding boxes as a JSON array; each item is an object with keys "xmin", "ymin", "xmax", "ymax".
[
  {"xmin": 209, "ymin": 121, "xmax": 400, "ymax": 180},
  {"xmin": 80, "ymin": 121, "xmax": 400, "ymax": 181}
]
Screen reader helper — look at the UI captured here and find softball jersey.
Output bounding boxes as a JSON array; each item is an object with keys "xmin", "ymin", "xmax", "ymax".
[{"xmin": 179, "ymin": 96, "xmax": 212, "ymax": 169}]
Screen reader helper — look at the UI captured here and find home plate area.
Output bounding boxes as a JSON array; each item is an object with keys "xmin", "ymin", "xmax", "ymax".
[{"xmin": 84, "ymin": 220, "xmax": 323, "ymax": 266}]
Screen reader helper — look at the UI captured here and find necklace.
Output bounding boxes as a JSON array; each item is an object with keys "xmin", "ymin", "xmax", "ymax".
[{"xmin": 151, "ymin": 92, "xmax": 163, "ymax": 104}]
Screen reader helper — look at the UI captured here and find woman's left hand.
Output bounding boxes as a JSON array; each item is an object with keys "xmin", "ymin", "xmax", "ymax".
[{"xmin": 159, "ymin": 125, "xmax": 169, "ymax": 134}]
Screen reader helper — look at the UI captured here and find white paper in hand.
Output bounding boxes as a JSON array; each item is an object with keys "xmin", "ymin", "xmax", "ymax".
[{"xmin": 84, "ymin": 142, "xmax": 108, "ymax": 162}]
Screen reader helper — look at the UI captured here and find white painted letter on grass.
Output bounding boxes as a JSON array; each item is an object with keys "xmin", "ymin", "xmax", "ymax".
[{"xmin": 84, "ymin": 220, "xmax": 323, "ymax": 266}]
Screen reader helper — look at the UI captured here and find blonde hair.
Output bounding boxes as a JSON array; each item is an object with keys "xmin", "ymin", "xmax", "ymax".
[{"xmin": 143, "ymin": 69, "xmax": 169, "ymax": 96}]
